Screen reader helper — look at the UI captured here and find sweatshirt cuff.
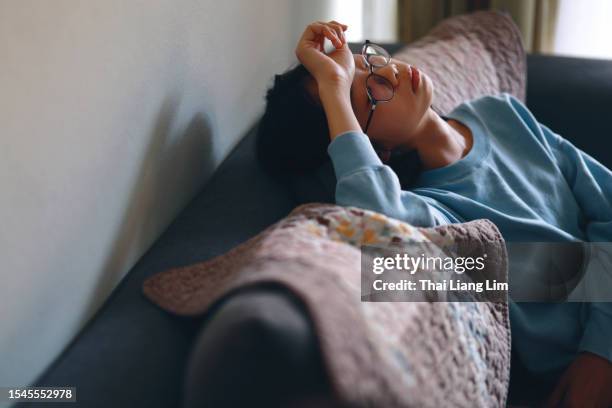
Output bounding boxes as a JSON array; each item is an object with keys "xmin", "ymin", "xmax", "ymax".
[
  {"xmin": 578, "ymin": 304, "xmax": 612, "ymax": 363},
  {"xmin": 327, "ymin": 131, "xmax": 383, "ymax": 179}
]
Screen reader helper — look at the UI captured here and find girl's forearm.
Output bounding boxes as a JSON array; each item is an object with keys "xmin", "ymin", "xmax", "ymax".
[{"xmin": 319, "ymin": 86, "xmax": 362, "ymax": 140}]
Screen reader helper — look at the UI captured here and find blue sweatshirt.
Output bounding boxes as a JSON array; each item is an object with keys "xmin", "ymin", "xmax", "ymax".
[{"xmin": 327, "ymin": 93, "xmax": 612, "ymax": 376}]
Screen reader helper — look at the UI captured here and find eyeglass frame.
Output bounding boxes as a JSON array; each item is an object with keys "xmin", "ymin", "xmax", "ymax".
[{"xmin": 361, "ymin": 39, "xmax": 396, "ymax": 135}]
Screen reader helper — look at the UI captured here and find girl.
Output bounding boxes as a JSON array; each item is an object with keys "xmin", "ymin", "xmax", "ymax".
[{"xmin": 256, "ymin": 21, "xmax": 612, "ymax": 407}]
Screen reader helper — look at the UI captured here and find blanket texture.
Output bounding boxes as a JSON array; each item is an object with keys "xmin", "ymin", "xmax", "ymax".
[
  {"xmin": 392, "ymin": 10, "xmax": 526, "ymax": 116},
  {"xmin": 143, "ymin": 203, "xmax": 510, "ymax": 408}
]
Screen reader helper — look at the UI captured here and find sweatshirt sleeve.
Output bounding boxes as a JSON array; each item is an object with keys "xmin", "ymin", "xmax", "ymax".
[
  {"xmin": 540, "ymin": 123, "xmax": 612, "ymax": 241},
  {"xmin": 327, "ymin": 131, "xmax": 457, "ymax": 228},
  {"xmin": 507, "ymin": 94, "xmax": 612, "ymax": 241},
  {"xmin": 506, "ymin": 93, "xmax": 612, "ymax": 362},
  {"xmin": 535, "ymin": 121, "xmax": 612, "ymax": 362}
]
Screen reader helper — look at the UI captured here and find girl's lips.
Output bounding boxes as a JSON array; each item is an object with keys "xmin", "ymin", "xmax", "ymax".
[{"xmin": 411, "ymin": 66, "xmax": 420, "ymax": 93}]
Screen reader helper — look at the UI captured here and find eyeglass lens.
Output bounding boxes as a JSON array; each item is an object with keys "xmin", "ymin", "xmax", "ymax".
[
  {"xmin": 363, "ymin": 43, "xmax": 389, "ymax": 67},
  {"xmin": 363, "ymin": 43, "xmax": 394, "ymax": 102},
  {"xmin": 366, "ymin": 75, "xmax": 394, "ymax": 101}
]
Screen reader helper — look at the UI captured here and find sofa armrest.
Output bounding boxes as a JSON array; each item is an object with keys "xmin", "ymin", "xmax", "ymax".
[{"xmin": 526, "ymin": 54, "xmax": 612, "ymax": 169}]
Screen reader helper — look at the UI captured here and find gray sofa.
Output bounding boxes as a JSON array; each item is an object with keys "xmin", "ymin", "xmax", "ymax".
[{"xmin": 22, "ymin": 46, "xmax": 612, "ymax": 407}]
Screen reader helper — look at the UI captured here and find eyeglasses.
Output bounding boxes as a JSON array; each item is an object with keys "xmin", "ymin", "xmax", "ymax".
[{"xmin": 361, "ymin": 40, "xmax": 395, "ymax": 134}]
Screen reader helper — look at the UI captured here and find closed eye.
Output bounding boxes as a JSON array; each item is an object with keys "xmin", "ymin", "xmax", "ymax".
[
  {"xmin": 371, "ymin": 76, "xmax": 386, "ymax": 86},
  {"xmin": 350, "ymin": 56, "xmax": 372, "ymax": 119}
]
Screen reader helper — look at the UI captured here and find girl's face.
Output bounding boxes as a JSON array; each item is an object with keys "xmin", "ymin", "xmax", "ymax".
[{"xmin": 349, "ymin": 53, "xmax": 434, "ymax": 150}]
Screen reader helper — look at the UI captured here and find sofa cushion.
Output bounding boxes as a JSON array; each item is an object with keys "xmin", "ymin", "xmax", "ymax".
[{"xmin": 525, "ymin": 54, "xmax": 612, "ymax": 170}]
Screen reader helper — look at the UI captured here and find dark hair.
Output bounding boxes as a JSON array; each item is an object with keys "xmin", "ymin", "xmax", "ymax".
[
  {"xmin": 256, "ymin": 63, "xmax": 423, "ymax": 189},
  {"xmin": 256, "ymin": 63, "xmax": 329, "ymax": 179}
]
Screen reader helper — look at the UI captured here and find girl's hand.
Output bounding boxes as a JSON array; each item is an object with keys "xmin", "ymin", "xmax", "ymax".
[
  {"xmin": 545, "ymin": 352, "xmax": 612, "ymax": 408},
  {"xmin": 294, "ymin": 21, "xmax": 355, "ymax": 94}
]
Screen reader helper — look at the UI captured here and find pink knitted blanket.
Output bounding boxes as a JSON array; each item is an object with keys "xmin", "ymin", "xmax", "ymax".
[{"xmin": 143, "ymin": 203, "xmax": 510, "ymax": 408}]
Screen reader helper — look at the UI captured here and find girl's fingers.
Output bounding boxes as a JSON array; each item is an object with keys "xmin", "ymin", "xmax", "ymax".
[
  {"xmin": 315, "ymin": 23, "xmax": 342, "ymax": 48},
  {"xmin": 324, "ymin": 27, "xmax": 342, "ymax": 48},
  {"xmin": 302, "ymin": 21, "xmax": 346, "ymax": 50},
  {"xmin": 304, "ymin": 22, "xmax": 329, "ymax": 41},
  {"xmin": 328, "ymin": 20, "xmax": 348, "ymax": 37},
  {"xmin": 329, "ymin": 20, "xmax": 348, "ymax": 30},
  {"xmin": 319, "ymin": 21, "xmax": 346, "ymax": 32},
  {"xmin": 327, "ymin": 23, "xmax": 346, "ymax": 45},
  {"xmin": 315, "ymin": 21, "xmax": 347, "ymax": 38},
  {"xmin": 311, "ymin": 23, "xmax": 339, "ymax": 44}
]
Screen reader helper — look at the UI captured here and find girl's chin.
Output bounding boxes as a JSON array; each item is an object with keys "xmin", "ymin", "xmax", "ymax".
[{"xmin": 420, "ymin": 76, "xmax": 434, "ymax": 108}]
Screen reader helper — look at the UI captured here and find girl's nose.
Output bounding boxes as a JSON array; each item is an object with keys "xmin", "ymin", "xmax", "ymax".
[
  {"xmin": 391, "ymin": 63, "xmax": 399, "ymax": 76},
  {"xmin": 376, "ymin": 63, "xmax": 400, "ymax": 87}
]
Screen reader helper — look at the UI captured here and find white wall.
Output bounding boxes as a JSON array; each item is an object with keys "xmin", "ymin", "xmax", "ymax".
[
  {"xmin": 0, "ymin": 0, "xmax": 331, "ymax": 393},
  {"xmin": 363, "ymin": 0, "xmax": 398, "ymax": 42},
  {"xmin": 299, "ymin": 0, "xmax": 398, "ymax": 44}
]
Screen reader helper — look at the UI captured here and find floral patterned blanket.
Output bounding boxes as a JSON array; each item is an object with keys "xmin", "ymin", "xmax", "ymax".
[{"xmin": 143, "ymin": 203, "xmax": 510, "ymax": 407}]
